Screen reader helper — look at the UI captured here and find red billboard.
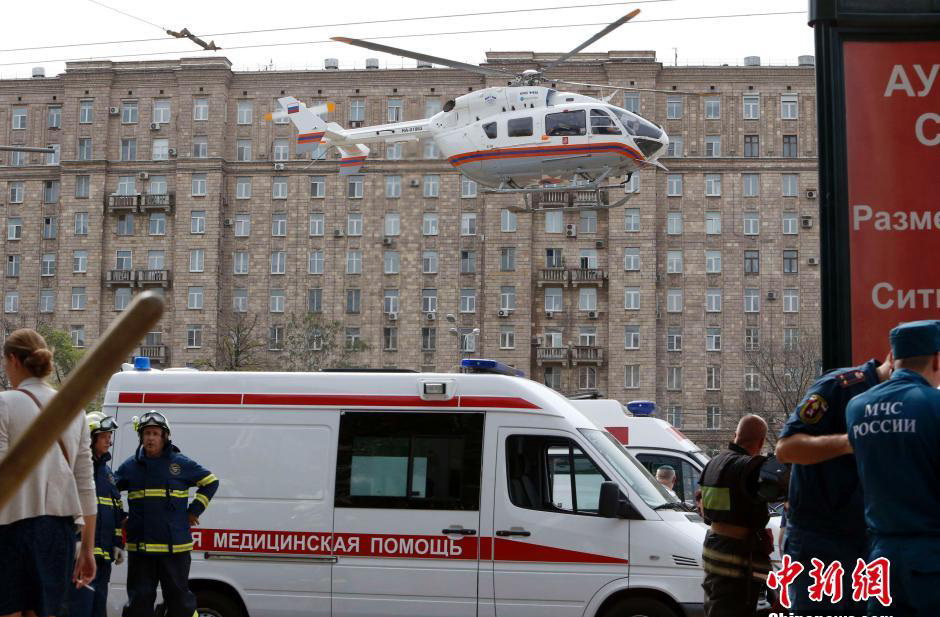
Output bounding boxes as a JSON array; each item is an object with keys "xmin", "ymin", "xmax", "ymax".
[{"xmin": 845, "ymin": 41, "xmax": 940, "ymax": 363}]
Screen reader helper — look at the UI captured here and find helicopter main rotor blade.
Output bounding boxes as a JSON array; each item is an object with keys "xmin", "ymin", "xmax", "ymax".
[
  {"xmin": 547, "ymin": 78, "xmax": 703, "ymax": 96},
  {"xmin": 540, "ymin": 8, "xmax": 640, "ymax": 74},
  {"xmin": 331, "ymin": 36, "xmax": 517, "ymax": 79}
]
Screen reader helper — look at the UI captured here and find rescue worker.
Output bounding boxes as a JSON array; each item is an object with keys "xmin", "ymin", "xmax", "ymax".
[
  {"xmin": 699, "ymin": 415, "xmax": 772, "ymax": 617},
  {"xmin": 67, "ymin": 413, "xmax": 126, "ymax": 617},
  {"xmin": 114, "ymin": 411, "xmax": 219, "ymax": 617},
  {"xmin": 775, "ymin": 353, "xmax": 892, "ymax": 613},
  {"xmin": 847, "ymin": 320, "xmax": 940, "ymax": 614}
]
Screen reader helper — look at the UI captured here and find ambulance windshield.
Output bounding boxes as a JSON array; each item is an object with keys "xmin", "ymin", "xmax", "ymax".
[{"xmin": 580, "ymin": 428, "xmax": 678, "ymax": 508}]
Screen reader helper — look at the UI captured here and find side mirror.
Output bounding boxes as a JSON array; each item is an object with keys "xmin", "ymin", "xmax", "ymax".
[{"xmin": 598, "ymin": 481, "xmax": 621, "ymax": 518}]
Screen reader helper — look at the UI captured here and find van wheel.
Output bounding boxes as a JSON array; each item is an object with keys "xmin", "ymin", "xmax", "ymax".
[
  {"xmin": 195, "ymin": 589, "xmax": 245, "ymax": 617},
  {"xmin": 603, "ymin": 597, "xmax": 678, "ymax": 617}
]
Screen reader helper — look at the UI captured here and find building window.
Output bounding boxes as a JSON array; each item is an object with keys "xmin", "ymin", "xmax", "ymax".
[
  {"xmin": 386, "ymin": 142, "xmax": 403, "ymax": 160},
  {"xmin": 48, "ymin": 106, "xmax": 61, "ymax": 128},
  {"xmin": 74, "ymin": 213, "xmax": 89, "ymax": 236},
  {"xmin": 308, "ymin": 212, "xmax": 324, "ymax": 237},
  {"xmin": 191, "ymin": 173, "xmax": 207, "ymax": 196},
  {"xmin": 421, "ymin": 327, "xmax": 436, "ymax": 351},
  {"xmin": 743, "ymin": 212, "xmax": 760, "ymax": 236},
  {"xmin": 705, "ymin": 250, "xmax": 722, "ymax": 274},
  {"xmin": 7, "ymin": 217, "xmax": 22, "ymax": 240},
  {"xmin": 706, "ymin": 406, "xmax": 721, "ymax": 430},
  {"xmin": 271, "ymin": 212, "xmax": 287, "ymax": 236},
  {"xmin": 666, "ymin": 406, "xmax": 683, "ymax": 428},
  {"xmin": 667, "ymin": 136, "xmax": 684, "ymax": 157},
  {"xmin": 76, "ymin": 137, "xmax": 93, "ymax": 161},
  {"xmin": 545, "ymin": 210, "xmax": 563, "ymax": 233},
  {"xmin": 186, "ymin": 286, "xmax": 204, "ymax": 310},
  {"xmin": 346, "ymin": 250, "xmax": 362, "ymax": 274},
  {"xmin": 190, "ymin": 210, "xmax": 206, "ymax": 235},
  {"xmin": 460, "ymin": 250, "xmax": 476, "ymax": 274},
  {"xmin": 9, "ymin": 107, "xmax": 26, "ymax": 130},
  {"xmin": 235, "ymin": 138, "xmax": 252, "ymax": 161},
  {"xmin": 149, "ymin": 176, "xmax": 166, "ymax": 195},
  {"xmin": 783, "ymin": 327, "xmax": 801, "ymax": 351},
  {"xmin": 624, "ymin": 208, "xmax": 640, "ymax": 232},
  {"xmin": 666, "ymin": 250, "xmax": 683, "ymax": 274},
  {"xmin": 383, "ymin": 326, "xmax": 398, "ymax": 351},
  {"xmin": 744, "ymin": 134, "xmax": 759, "ymax": 158},
  {"xmin": 744, "ymin": 288, "xmax": 761, "ymax": 313},
  {"xmin": 8, "ymin": 182, "xmax": 23, "ymax": 204},
  {"xmin": 236, "ymin": 100, "xmax": 252, "ymax": 125},
  {"xmin": 743, "ymin": 173, "xmax": 760, "ymax": 197},
  {"xmin": 704, "ymin": 96, "xmax": 720, "ymax": 119},
  {"xmin": 42, "ymin": 180, "xmax": 60, "ymax": 204},
  {"xmin": 666, "ymin": 289, "xmax": 683, "ymax": 313},
  {"xmin": 71, "ymin": 287, "xmax": 87, "ymax": 310},
  {"xmin": 347, "ymin": 175, "xmax": 364, "ymax": 199},
  {"xmin": 39, "ymin": 290, "xmax": 55, "ymax": 313},
  {"xmin": 187, "ymin": 325, "xmax": 203, "ymax": 348},
  {"xmin": 270, "ymin": 289, "xmax": 286, "ymax": 313},
  {"xmin": 579, "ymin": 210, "xmax": 597, "ymax": 234},
  {"xmin": 147, "ymin": 250, "xmax": 165, "ymax": 270},
  {"xmin": 744, "ymin": 366, "xmax": 760, "ymax": 391},
  {"xmin": 345, "ymin": 328, "xmax": 362, "ymax": 350},
  {"xmin": 348, "ymin": 98, "xmax": 365, "ymax": 123},
  {"xmin": 41, "ymin": 253, "xmax": 56, "ymax": 276},
  {"xmin": 784, "ymin": 250, "xmax": 799, "ymax": 273},
  {"xmin": 782, "ymin": 174, "xmax": 799, "ymax": 197},
  {"xmin": 705, "ymin": 211, "xmax": 722, "ymax": 235},
  {"xmin": 152, "ymin": 99, "xmax": 171, "ymax": 124},
  {"xmin": 273, "ymin": 138, "xmax": 289, "ymax": 161},
  {"xmin": 745, "ymin": 327, "xmax": 760, "ymax": 351},
  {"xmin": 268, "ymin": 325, "xmax": 285, "ymax": 351},
  {"xmin": 501, "ymin": 209, "xmax": 517, "ymax": 232},
  {"xmin": 381, "ymin": 212, "xmax": 400, "ymax": 237},
  {"xmin": 578, "ymin": 366, "xmax": 597, "ymax": 391},
  {"xmin": 667, "ymin": 174, "xmax": 682, "ymax": 196},
  {"xmin": 743, "ymin": 95, "xmax": 760, "ymax": 120},
  {"xmin": 308, "ymin": 250, "xmax": 324, "ymax": 274},
  {"xmin": 706, "ymin": 327, "xmax": 722, "ymax": 352},
  {"xmin": 190, "ymin": 249, "xmax": 205, "ymax": 273},
  {"xmin": 781, "ymin": 94, "xmax": 798, "ymax": 119},
  {"xmin": 623, "ymin": 365, "xmax": 640, "ymax": 389},
  {"xmin": 306, "ymin": 288, "xmax": 321, "ymax": 313},
  {"xmin": 500, "ymin": 247, "xmax": 516, "ymax": 272},
  {"xmin": 461, "ymin": 176, "xmax": 477, "ymax": 198},
  {"xmin": 73, "ymin": 250, "xmax": 88, "ymax": 273},
  {"xmin": 423, "ymin": 140, "xmax": 440, "ymax": 159},
  {"xmin": 272, "ymin": 176, "xmax": 288, "ymax": 199},
  {"xmin": 459, "ymin": 288, "xmax": 476, "ymax": 313},
  {"xmin": 782, "ymin": 213, "xmax": 798, "ymax": 235},
  {"xmin": 189, "ymin": 136, "xmax": 207, "ymax": 158},
  {"xmin": 624, "ymin": 287, "xmax": 640, "ymax": 310},
  {"xmin": 423, "ymin": 175, "xmax": 440, "ymax": 198},
  {"xmin": 544, "ymin": 287, "xmax": 563, "ymax": 313},
  {"xmin": 270, "ymin": 251, "xmax": 286, "ymax": 274},
  {"xmin": 666, "ymin": 366, "xmax": 683, "ymax": 391},
  {"xmin": 705, "ymin": 174, "xmax": 722, "ymax": 196},
  {"xmin": 744, "ymin": 250, "xmax": 760, "ymax": 274},
  {"xmin": 666, "ymin": 96, "xmax": 683, "ymax": 119},
  {"xmin": 421, "ymin": 288, "xmax": 438, "ymax": 314},
  {"xmin": 783, "ymin": 288, "xmax": 800, "ymax": 313},
  {"xmin": 234, "ymin": 214, "xmax": 250, "ymax": 237},
  {"xmin": 496, "ymin": 286, "xmax": 515, "ymax": 311},
  {"xmin": 345, "ymin": 289, "xmax": 361, "ymax": 314},
  {"xmin": 382, "ymin": 175, "xmax": 402, "ymax": 199},
  {"xmin": 384, "ymin": 251, "xmax": 400, "ymax": 274},
  {"xmin": 667, "ymin": 327, "xmax": 682, "ymax": 351},
  {"xmin": 704, "ymin": 135, "xmax": 721, "ymax": 157},
  {"xmin": 2, "ymin": 292, "xmax": 18, "ymax": 314},
  {"xmin": 579, "ymin": 287, "xmax": 597, "ymax": 311},
  {"xmin": 193, "ymin": 97, "xmax": 209, "ymax": 121},
  {"xmin": 422, "ymin": 213, "xmax": 439, "ymax": 236},
  {"xmin": 115, "ymin": 250, "xmax": 132, "ymax": 271},
  {"xmin": 499, "ymin": 325, "xmax": 515, "ymax": 350},
  {"xmin": 624, "ymin": 247, "xmax": 640, "ymax": 271},
  {"xmin": 625, "ymin": 173, "xmax": 640, "ymax": 194},
  {"xmin": 347, "ymin": 212, "xmax": 363, "ymax": 236},
  {"xmin": 230, "ymin": 288, "xmax": 248, "ymax": 312},
  {"xmin": 706, "ymin": 288, "xmax": 722, "ymax": 313},
  {"xmin": 310, "ymin": 175, "xmax": 326, "ymax": 198},
  {"xmin": 46, "ymin": 144, "xmax": 61, "ymax": 165},
  {"xmin": 422, "ymin": 250, "xmax": 438, "ymax": 274},
  {"xmin": 6, "ymin": 255, "xmax": 20, "ymax": 277},
  {"xmin": 114, "ymin": 213, "xmax": 133, "ymax": 235},
  {"xmin": 783, "ymin": 134, "xmax": 798, "ymax": 158}
]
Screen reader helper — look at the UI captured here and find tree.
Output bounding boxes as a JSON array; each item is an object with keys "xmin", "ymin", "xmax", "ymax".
[
  {"xmin": 743, "ymin": 324, "xmax": 823, "ymax": 449},
  {"xmin": 195, "ymin": 313, "xmax": 268, "ymax": 371},
  {"xmin": 36, "ymin": 322, "xmax": 84, "ymax": 385},
  {"xmin": 281, "ymin": 313, "xmax": 369, "ymax": 372}
]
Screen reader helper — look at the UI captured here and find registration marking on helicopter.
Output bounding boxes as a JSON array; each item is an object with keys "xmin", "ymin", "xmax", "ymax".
[{"xmin": 447, "ymin": 142, "xmax": 644, "ymax": 167}]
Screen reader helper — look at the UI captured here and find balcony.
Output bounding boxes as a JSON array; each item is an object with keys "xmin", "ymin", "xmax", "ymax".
[
  {"xmin": 135, "ymin": 269, "xmax": 171, "ymax": 287},
  {"xmin": 105, "ymin": 269, "xmax": 134, "ymax": 286},
  {"xmin": 106, "ymin": 194, "xmax": 139, "ymax": 212},
  {"xmin": 536, "ymin": 347, "xmax": 568, "ymax": 366},
  {"xmin": 570, "ymin": 268, "xmax": 607, "ymax": 286},
  {"xmin": 140, "ymin": 192, "xmax": 175, "ymax": 212},
  {"xmin": 139, "ymin": 344, "xmax": 167, "ymax": 362},
  {"xmin": 537, "ymin": 268, "xmax": 568, "ymax": 287},
  {"xmin": 531, "ymin": 190, "xmax": 610, "ymax": 209},
  {"xmin": 571, "ymin": 345, "xmax": 604, "ymax": 365}
]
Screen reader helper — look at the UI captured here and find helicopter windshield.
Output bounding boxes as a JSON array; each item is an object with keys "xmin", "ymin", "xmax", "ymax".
[{"xmin": 607, "ymin": 106, "xmax": 663, "ymax": 140}]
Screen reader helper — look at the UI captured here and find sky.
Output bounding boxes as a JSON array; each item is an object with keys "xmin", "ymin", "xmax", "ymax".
[{"xmin": 0, "ymin": 0, "xmax": 814, "ymax": 79}]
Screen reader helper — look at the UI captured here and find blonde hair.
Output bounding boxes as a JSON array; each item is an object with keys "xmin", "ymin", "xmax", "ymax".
[{"xmin": 4, "ymin": 328, "xmax": 54, "ymax": 378}]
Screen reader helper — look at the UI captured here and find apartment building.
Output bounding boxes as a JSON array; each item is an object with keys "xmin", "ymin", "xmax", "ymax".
[{"xmin": 0, "ymin": 53, "xmax": 818, "ymax": 451}]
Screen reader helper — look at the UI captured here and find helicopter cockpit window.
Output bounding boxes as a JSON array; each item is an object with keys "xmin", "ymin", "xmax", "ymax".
[
  {"xmin": 545, "ymin": 110, "xmax": 586, "ymax": 137},
  {"xmin": 482, "ymin": 122, "xmax": 498, "ymax": 139},
  {"xmin": 609, "ymin": 106, "xmax": 663, "ymax": 140},
  {"xmin": 590, "ymin": 109, "xmax": 621, "ymax": 136},
  {"xmin": 508, "ymin": 117, "xmax": 533, "ymax": 137}
]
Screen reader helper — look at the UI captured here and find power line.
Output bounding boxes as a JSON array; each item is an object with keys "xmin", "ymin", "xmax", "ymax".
[
  {"xmin": 0, "ymin": 1, "xmax": 677, "ymax": 54},
  {"xmin": 0, "ymin": 11, "xmax": 806, "ymax": 69},
  {"xmin": 85, "ymin": 0, "xmax": 166, "ymax": 33}
]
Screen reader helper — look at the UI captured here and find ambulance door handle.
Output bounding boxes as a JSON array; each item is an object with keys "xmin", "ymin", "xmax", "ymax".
[
  {"xmin": 496, "ymin": 528, "xmax": 531, "ymax": 537},
  {"xmin": 442, "ymin": 527, "xmax": 477, "ymax": 536}
]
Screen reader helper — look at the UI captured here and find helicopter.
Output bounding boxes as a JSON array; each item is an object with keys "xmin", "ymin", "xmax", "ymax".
[{"xmin": 267, "ymin": 9, "xmax": 678, "ymax": 210}]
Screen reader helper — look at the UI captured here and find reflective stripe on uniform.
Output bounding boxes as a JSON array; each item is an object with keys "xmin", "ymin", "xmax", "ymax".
[
  {"xmin": 702, "ymin": 546, "xmax": 771, "ymax": 582},
  {"xmin": 196, "ymin": 474, "xmax": 218, "ymax": 487},
  {"xmin": 194, "ymin": 493, "xmax": 210, "ymax": 508},
  {"xmin": 93, "ymin": 547, "xmax": 111, "ymax": 561},
  {"xmin": 98, "ymin": 496, "xmax": 122, "ymax": 507},
  {"xmin": 127, "ymin": 489, "xmax": 189, "ymax": 499},
  {"xmin": 702, "ymin": 546, "xmax": 746, "ymax": 566},
  {"xmin": 114, "ymin": 529, "xmax": 123, "ymax": 537},
  {"xmin": 126, "ymin": 542, "xmax": 194, "ymax": 553},
  {"xmin": 701, "ymin": 486, "xmax": 731, "ymax": 511}
]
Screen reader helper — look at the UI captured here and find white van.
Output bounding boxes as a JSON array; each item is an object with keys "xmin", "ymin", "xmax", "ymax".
[{"xmin": 103, "ymin": 363, "xmax": 708, "ymax": 617}]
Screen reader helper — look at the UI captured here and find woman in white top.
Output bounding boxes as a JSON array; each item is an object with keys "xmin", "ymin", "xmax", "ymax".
[{"xmin": 0, "ymin": 329, "xmax": 97, "ymax": 617}]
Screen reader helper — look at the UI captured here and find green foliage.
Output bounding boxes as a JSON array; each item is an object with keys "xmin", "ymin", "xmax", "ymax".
[{"xmin": 36, "ymin": 322, "xmax": 84, "ymax": 385}]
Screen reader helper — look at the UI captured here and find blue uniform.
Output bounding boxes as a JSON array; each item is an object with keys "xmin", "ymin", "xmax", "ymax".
[
  {"xmin": 68, "ymin": 451, "xmax": 126, "ymax": 617},
  {"xmin": 779, "ymin": 359, "xmax": 878, "ymax": 614},
  {"xmin": 115, "ymin": 442, "xmax": 218, "ymax": 617},
  {"xmin": 847, "ymin": 368, "xmax": 940, "ymax": 615}
]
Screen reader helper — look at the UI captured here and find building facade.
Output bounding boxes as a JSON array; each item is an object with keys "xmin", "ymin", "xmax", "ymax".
[{"xmin": 0, "ymin": 53, "xmax": 818, "ymax": 451}]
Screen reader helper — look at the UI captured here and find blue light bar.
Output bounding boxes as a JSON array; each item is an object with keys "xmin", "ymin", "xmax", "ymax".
[
  {"xmin": 626, "ymin": 400, "xmax": 656, "ymax": 417},
  {"xmin": 461, "ymin": 358, "xmax": 525, "ymax": 377}
]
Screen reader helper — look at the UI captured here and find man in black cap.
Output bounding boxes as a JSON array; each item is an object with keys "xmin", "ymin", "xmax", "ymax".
[{"xmin": 847, "ymin": 320, "xmax": 940, "ymax": 614}]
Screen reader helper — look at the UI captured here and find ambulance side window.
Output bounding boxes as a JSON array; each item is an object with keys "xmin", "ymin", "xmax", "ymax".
[
  {"xmin": 506, "ymin": 435, "xmax": 609, "ymax": 516},
  {"xmin": 335, "ymin": 412, "xmax": 484, "ymax": 511},
  {"xmin": 635, "ymin": 453, "xmax": 698, "ymax": 503}
]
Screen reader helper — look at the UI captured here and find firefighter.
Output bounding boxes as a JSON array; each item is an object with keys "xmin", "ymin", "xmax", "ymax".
[
  {"xmin": 847, "ymin": 320, "xmax": 940, "ymax": 614},
  {"xmin": 699, "ymin": 414, "xmax": 772, "ymax": 617},
  {"xmin": 114, "ymin": 411, "xmax": 219, "ymax": 617},
  {"xmin": 67, "ymin": 413, "xmax": 126, "ymax": 617},
  {"xmin": 775, "ymin": 353, "xmax": 892, "ymax": 613}
]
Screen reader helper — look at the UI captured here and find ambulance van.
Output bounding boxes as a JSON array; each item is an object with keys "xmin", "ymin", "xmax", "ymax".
[{"xmin": 103, "ymin": 361, "xmax": 708, "ymax": 617}]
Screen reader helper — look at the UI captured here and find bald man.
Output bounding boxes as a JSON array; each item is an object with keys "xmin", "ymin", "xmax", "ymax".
[{"xmin": 699, "ymin": 415, "xmax": 772, "ymax": 617}]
